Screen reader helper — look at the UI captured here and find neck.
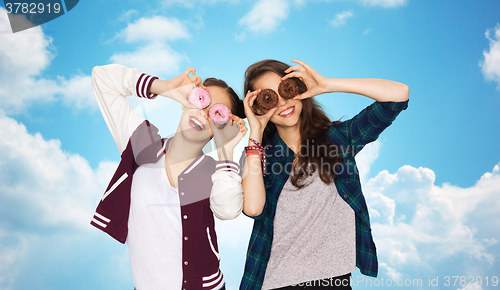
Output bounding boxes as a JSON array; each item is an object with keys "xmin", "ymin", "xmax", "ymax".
[
  {"xmin": 167, "ymin": 133, "xmax": 204, "ymax": 164},
  {"xmin": 276, "ymin": 122, "xmax": 301, "ymax": 154}
]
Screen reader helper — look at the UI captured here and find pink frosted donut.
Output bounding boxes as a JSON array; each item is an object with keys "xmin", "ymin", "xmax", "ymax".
[
  {"xmin": 209, "ymin": 103, "xmax": 230, "ymax": 129},
  {"xmin": 188, "ymin": 87, "xmax": 211, "ymax": 109}
]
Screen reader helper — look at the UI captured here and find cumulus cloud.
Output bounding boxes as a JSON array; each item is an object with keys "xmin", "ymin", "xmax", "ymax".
[
  {"xmin": 238, "ymin": 0, "xmax": 289, "ymax": 35},
  {"xmin": 109, "ymin": 16, "xmax": 191, "ymax": 78},
  {"xmin": 118, "ymin": 16, "xmax": 190, "ymax": 43},
  {"xmin": 0, "ymin": 112, "xmax": 124, "ymax": 289},
  {"xmin": 331, "ymin": 11, "xmax": 354, "ymax": 27},
  {"xmin": 161, "ymin": 0, "xmax": 239, "ymax": 8},
  {"xmin": 0, "ymin": 8, "xmax": 97, "ymax": 113},
  {"xmin": 365, "ymin": 163, "xmax": 500, "ymax": 280},
  {"xmin": 110, "ymin": 43, "xmax": 187, "ymax": 78},
  {"xmin": 480, "ymin": 24, "xmax": 500, "ymax": 91},
  {"xmin": 0, "ymin": 111, "xmax": 115, "ymax": 230},
  {"xmin": 362, "ymin": 0, "xmax": 408, "ymax": 8}
]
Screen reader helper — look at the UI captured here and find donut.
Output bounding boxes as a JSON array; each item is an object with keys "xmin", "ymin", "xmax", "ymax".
[
  {"xmin": 278, "ymin": 78, "xmax": 299, "ymax": 99},
  {"xmin": 253, "ymin": 89, "xmax": 278, "ymax": 115},
  {"xmin": 209, "ymin": 103, "xmax": 230, "ymax": 129},
  {"xmin": 188, "ymin": 87, "xmax": 211, "ymax": 109}
]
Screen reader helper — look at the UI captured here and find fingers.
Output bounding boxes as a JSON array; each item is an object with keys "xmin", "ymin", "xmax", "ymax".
[
  {"xmin": 282, "ymin": 71, "xmax": 303, "ymax": 81},
  {"xmin": 244, "ymin": 89, "xmax": 261, "ymax": 108},
  {"xmin": 284, "ymin": 65, "xmax": 305, "ymax": 74},
  {"xmin": 190, "ymin": 75, "xmax": 202, "ymax": 86},
  {"xmin": 291, "ymin": 59, "xmax": 310, "ymax": 70},
  {"xmin": 293, "ymin": 91, "xmax": 311, "ymax": 100},
  {"xmin": 184, "ymin": 68, "xmax": 196, "ymax": 76},
  {"xmin": 262, "ymin": 107, "xmax": 278, "ymax": 119}
]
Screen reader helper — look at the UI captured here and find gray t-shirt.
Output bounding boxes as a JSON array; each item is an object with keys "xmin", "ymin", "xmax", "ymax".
[{"xmin": 261, "ymin": 170, "xmax": 356, "ymax": 290}]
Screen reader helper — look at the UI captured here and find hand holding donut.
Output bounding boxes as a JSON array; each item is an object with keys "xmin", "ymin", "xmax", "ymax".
[
  {"xmin": 209, "ymin": 113, "xmax": 248, "ymax": 161},
  {"xmin": 282, "ymin": 59, "xmax": 331, "ymax": 100},
  {"xmin": 161, "ymin": 68, "xmax": 203, "ymax": 109},
  {"xmin": 243, "ymin": 89, "xmax": 278, "ymax": 137}
]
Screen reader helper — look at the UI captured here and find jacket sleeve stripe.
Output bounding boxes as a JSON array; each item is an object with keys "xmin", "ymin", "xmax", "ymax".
[
  {"xmin": 94, "ymin": 212, "xmax": 111, "ymax": 223},
  {"xmin": 136, "ymin": 73, "xmax": 146, "ymax": 98},
  {"xmin": 157, "ymin": 139, "xmax": 168, "ymax": 158},
  {"xmin": 102, "ymin": 172, "xmax": 129, "ymax": 201},
  {"xmin": 91, "ymin": 218, "xmax": 107, "ymax": 228}
]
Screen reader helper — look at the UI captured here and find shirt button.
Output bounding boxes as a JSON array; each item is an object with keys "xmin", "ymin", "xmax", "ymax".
[
  {"xmin": 184, "ymin": 281, "xmax": 187, "ymax": 283},
  {"xmin": 183, "ymin": 215, "xmax": 188, "ymax": 219},
  {"xmin": 184, "ymin": 236, "xmax": 188, "ymax": 240},
  {"xmin": 344, "ymin": 195, "xmax": 348, "ymax": 198},
  {"xmin": 184, "ymin": 261, "xmax": 188, "ymax": 265},
  {"xmin": 181, "ymin": 192, "xmax": 185, "ymax": 196},
  {"xmin": 180, "ymin": 177, "xmax": 183, "ymax": 181}
]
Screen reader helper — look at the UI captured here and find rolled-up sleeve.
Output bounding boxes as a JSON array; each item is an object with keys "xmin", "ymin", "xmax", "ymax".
[{"xmin": 210, "ymin": 160, "xmax": 243, "ymax": 220}]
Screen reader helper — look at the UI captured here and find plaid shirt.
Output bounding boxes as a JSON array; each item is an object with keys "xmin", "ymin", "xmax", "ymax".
[{"xmin": 240, "ymin": 100, "xmax": 409, "ymax": 290}]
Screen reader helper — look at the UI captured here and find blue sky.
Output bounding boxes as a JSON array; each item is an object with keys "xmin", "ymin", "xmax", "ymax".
[{"xmin": 0, "ymin": 0, "xmax": 499, "ymax": 289}]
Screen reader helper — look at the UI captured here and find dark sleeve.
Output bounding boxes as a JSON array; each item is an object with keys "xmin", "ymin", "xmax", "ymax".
[{"xmin": 329, "ymin": 100, "xmax": 409, "ymax": 156}]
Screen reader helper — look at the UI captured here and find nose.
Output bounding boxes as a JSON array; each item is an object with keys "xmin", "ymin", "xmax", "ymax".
[
  {"xmin": 277, "ymin": 95, "xmax": 288, "ymax": 107},
  {"xmin": 198, "ymin": 109, "xmax": 206, "ymax": 118}
]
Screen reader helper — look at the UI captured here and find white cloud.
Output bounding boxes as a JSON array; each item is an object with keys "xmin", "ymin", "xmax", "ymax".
[
  {"xmin": 458, "ymin": 284, "xmax": 483, "ymax": 290},
  {"xmin": 331, "ymin": 11, "xmax": 354, "ymax": 27},
  {"xmin": 118, "ymin": 16, "xmax": 190, "ymax": 43},
  {"xmin": 365, "ymin": 163, "xmax": 500, "ymax": 280},
  {"xmin": 109, "ymin": 16, "xmax": 191, "ymax": 78},
  {"xmin": 0, "ymin": 8, "xmax": 97, "ymax": 113},
  {"xmin": 0, "ymin": 112, "xmax": 126, "ymax": 288},
  {"xmin": 0, "ymin": 8, "xmax": 55, "ymax": 111},
  {"xmin": 109, "ymin": 43, "xmax": 187, "ymax": 78},
  {"xmin": 118, "ymin": 9, "xmax": 139, "ymax": 22},
  {"xmin": 238, "ymin": 0, "xmax": 289, "ymax": 35},
  {"xmin": 0, "ymin": 111, "xmax": 116, "ymax": 230},
  {"xmin": 362, "ymin": 0, "xmax": 408, "ymax": 8},
  {"xmin": 480, "ymin": 24, "xmax": 500, "ymax": 91},
  {"xmin": 161, "ymin": 0, "xmax": 239, "ymax": 8}
]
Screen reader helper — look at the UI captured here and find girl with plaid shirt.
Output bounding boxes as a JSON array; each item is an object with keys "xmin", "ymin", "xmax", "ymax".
[{"xmin": 239, "ymin": 59, "xmax": 409, "ymax": 290}]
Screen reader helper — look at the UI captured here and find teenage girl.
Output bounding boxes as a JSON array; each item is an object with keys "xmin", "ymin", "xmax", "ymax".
[
  {"xmin": 90, "ymin": 64, "xmax": 247, "ymax": 290},
  {"xmin": 240, "ymin": 59, "xmax": 409, "ymax": 290}
]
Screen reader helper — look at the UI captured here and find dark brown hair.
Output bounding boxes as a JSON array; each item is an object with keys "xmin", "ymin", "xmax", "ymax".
[
  {"xmin": 244, "ymin": 59, "xmax": 342, "ymax": 188},
  {"xmin": 203, "ymin": 78, "xmax": 245, "ymax": 119}
]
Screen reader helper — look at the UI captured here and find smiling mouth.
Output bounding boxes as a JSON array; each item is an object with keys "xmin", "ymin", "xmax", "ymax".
[
  {"xmin": 279, "ymin": 106, "xmax": 295, "ymax": 117},
  {"xmin": 189, "ymin": 116, "xmax": 205, "ymax": 131}
]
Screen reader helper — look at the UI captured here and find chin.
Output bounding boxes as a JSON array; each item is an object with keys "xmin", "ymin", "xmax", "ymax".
[{"xmin": 178, "ymin": 123, "xmax": 211, "ymax": 144}]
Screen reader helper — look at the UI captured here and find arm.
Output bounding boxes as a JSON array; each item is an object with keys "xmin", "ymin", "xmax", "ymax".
[
  {"xmin": 92, "ymin": 65, "xmax": 201, "ymax": 154},
  {"xmin": 283, "ymin": 59, "xmax": 409, "ymax": 155},
  {"xmin": 91, "ymin": 64, "xmax": 157, "ymax": 154},
  {"xmin": 283, "ymin": 59, "xmax": 409, "ymax": 102},
  {"xmin": 240, "ymin": 90, "xmax": 278, "ymax": 217},
  {"xmin": 209, "ymin": 115, "xmax": 248, "ymax": 219}
]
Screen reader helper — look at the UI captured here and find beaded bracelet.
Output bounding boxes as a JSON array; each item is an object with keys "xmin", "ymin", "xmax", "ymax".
[{"xmin": 245, "ymin": 144, "xmax": 266, "ymax": 176}]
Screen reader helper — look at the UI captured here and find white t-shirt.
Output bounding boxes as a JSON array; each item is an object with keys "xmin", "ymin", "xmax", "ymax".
[{"xmin": 127, "ymin": 156, "xmax": 183, "ymax": 290}]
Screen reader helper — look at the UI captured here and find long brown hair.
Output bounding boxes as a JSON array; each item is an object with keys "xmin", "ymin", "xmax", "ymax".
[
  {"xmin": 244, "ymin": 59, "xmax": 342, "ymax": 188},
  {"xmin": 204, "ymin": 78, "xmax": 245, "ymax": 119}
]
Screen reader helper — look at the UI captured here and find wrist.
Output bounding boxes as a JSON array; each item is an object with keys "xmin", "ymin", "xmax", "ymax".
[
  {"xmin": 151, "ymin": 79, "xmax": 169, "ymax": 96},
  {"xmin": 325, "ymin": 78, "xmax": 341, "ymax": 93},
  {"xmin": 217, "ymin": 147, "xmax": 233, "ymax": 161},
  {"xmin": 249, "ymin": 132, "xmax": 263, "ymax": 144}
]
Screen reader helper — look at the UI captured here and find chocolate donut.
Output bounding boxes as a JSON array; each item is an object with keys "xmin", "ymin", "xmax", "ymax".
[
  {"xmin": 278, "ymin": 78, "xmax": 299, "ymax": 99},
  {"xmin": 253, "ymin": 89, "xmax": 278, "ymax": 115}
]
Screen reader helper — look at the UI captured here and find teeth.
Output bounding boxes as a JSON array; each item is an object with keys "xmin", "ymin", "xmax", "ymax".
[
  {"xmin": 191, "ymin": 117, "xmax": 203, "ymax": 128},
  {"xmin": 279, "ymin": 107, "xmax": 293, "ymax": 116}
]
